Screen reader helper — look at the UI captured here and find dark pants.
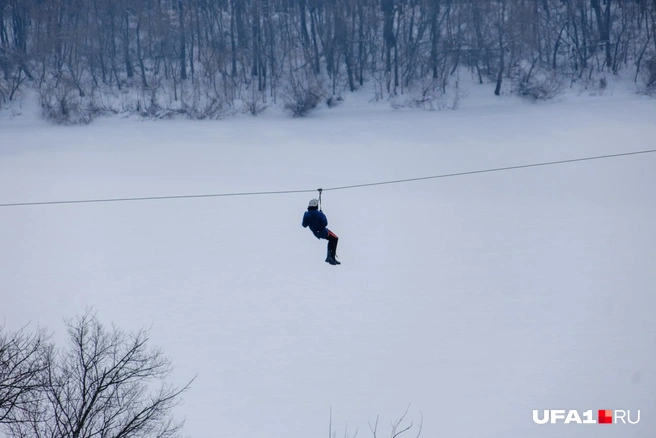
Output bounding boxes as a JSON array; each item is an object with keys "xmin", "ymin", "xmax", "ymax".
[{"xmin": 325, "ymin": 230, "xmax": 338, "ymax": 255}]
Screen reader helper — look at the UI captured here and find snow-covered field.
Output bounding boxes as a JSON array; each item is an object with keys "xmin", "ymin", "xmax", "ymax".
[{"xmin": 1, "ymin": 87, "xmax": 656, "ymax": 438}]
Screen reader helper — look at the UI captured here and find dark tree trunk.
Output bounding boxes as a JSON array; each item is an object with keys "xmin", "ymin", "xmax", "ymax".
[
  {"xmin": 494, "ymin": 0, "xmax": 506, "ymax": 96},
  {"xmin": 124, "ymin": 12, "xmax": 134, "ymax": 79},
  {"xmin": 299, "ymin": 0, "xmax": 310, "ymax": 45},
  {"xmin": 310, "ymin": 7, "xmax": 321, "ymax": 74},
  {"xmin": 136, "ymin": 18, "xmax": 148, "ymax": 88},
  {"xmin": 178, "ymin": 0, "xmax": 187, "ymax": 80}
]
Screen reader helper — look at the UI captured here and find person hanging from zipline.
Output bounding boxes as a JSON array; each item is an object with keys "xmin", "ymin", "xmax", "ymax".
[{"xmin": 302, "ymin": 190, "xmax": 340, "ymax": 265}]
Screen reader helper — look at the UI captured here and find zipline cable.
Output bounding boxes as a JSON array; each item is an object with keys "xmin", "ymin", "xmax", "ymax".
[
  {"xmin": 321, "ymin": 148, "xmax": 656, "ymax": 192},
  {"xmin": 1, "ymin": 148, "xmax": 654, "ymax": 208}
]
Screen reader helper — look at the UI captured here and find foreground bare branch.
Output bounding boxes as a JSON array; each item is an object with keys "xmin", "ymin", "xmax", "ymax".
[
  {"xmin": 0, "ymin": 325, "xmax": 51, "ymax": 424},
  {"xmin": 6, "ymin": 311, "xmax": 193, "ymax": 438}
]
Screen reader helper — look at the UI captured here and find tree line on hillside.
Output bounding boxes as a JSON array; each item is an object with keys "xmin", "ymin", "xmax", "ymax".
[{"xmin": 1, "ymin": 0, "xmax": 655, "ymax": 122}]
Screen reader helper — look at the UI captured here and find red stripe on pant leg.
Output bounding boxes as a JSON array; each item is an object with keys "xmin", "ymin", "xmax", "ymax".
[{"xmin": 328, "ymin": 231, "xmax": 338, "ymax": 239}]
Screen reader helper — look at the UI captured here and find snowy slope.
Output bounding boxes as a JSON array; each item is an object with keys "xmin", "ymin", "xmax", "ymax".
[{"xmin": 1, "ymin": 91, "xmax": 655, "ymax": 438}]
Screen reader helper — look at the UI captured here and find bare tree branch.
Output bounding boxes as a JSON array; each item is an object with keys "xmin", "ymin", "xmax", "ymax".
[{"xmin": 6, "ymin": 311, "xmax": 192, "ymax": 438}]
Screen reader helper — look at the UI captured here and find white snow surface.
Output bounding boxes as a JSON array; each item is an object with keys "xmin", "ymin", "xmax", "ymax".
[{"xmin": 1, "ymin": 87, "xmax": 656, "ymax": 438}]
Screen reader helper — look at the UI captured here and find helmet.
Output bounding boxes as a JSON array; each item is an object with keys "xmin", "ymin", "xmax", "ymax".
[{"xmin": 308, "ymin": 199, "xmax": 319, "ymax": 208}]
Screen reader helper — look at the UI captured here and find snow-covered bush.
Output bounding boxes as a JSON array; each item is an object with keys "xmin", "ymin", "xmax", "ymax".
[
  {"xmin": 179, "ymin": 79, "xmax": 233, "ymax": 120},
  {"xmin": 514, "ymin": 62, "xmax": 564, "ymax": 101},
  {"xmin": 0, "ymin": 81, "xmax": 7, "ymax": 106},
  {"xmin": 283, "ymin": 83, "xmax": 323, "ymax": 117},
  {"xmin": 326, "ymin": 94, "xmax": 343, "ymax": 108},
  {"xmin": 639, "ymin": 56, "xmax": 656, "ymax": 96},
  {"xmin": 390, "ymin": 76, "xmax": 466, "ymax": 111},
  {"xmin": 38, "ymin": 78, "xmax": 93, "ymax": 124},
  {"xmin": 517, "ymin": 74, "xmax": 564, "ymax": 101},
  {"xmin": 242, "ymin": 87, "xmax": 268, "ymax": 116}
]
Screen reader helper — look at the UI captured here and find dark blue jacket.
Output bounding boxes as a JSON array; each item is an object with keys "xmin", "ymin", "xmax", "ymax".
[{"xmin": 302, "ymin": 208, "xmax": 328, "ymax": 239}]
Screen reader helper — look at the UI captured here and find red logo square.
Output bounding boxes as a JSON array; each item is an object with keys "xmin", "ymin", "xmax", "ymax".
[{"xmin": 598, "ymin": 410, "xmax": 613, "ymax": 424}]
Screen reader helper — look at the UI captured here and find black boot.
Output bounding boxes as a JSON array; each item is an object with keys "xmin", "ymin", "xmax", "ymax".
[
  {"xmin": 326, "ymin": 249, "xmax": 336, "ymax": 265},
  {"xmin": 330, "ymin": 250, "xmax": 341, "ymax": 265}
]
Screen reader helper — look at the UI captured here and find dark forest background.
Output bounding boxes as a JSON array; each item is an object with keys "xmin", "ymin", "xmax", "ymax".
[{"xmin": 1, "ymin": 0, "xmax": 655, "ymax": 122}]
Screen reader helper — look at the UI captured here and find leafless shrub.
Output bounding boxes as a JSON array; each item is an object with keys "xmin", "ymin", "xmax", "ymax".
[
  {"xmin": 137, "ymin": 83, "xmax": 164, "ymax": 118},
  {"xmin": 243, "ymin": 99, "xmax": 268, "ymax": 116},
  {"xmin": 3, "ymin": 67, "xmax": 28, "ymax": 102},
  {"xmin": 326, "ymin": 95, "xmax": 344, "ymax": 108},
  {"xmin": 408, "ymin": 78, "xmax": 442, "ymax": 109},
  {"xmin": 283, "ymin": 76, "xmax": 325, "ymax": 117},
  {"xmin": 0, "ymin": 81, "xmax": 7, "ymax": 106},
  {"xmin": 283, "ymin": 82, "xmax": 323, "ymax": 117},
  {"xmin": 180, "ymin": 80, "xmax": 232, "ymax": 119},
  {"xmin": 242, "ymin": 88, "xmax": 268, "ymax": 116},
  {"xmin": 391, "ymin": 77, "xmax": 466, "ymax": 111},
  {"xmin": 517, "ymin": 75, "xmax": 564, "ymax": 101},
  {"xmin": 638, "ymin": 57, "xmax": 656, "ymax": 96},
  {"xmin": 450, "ymin": 84, "xmax": 467, "ymax": 110},
  {"xmin": 515, "ymin": 63, "xmax": 564, "ymax": 101},
  {"xmin": 574, "ymin": 69, "xmax": 614, "ymax": 96},
  {"xmin": 38, "ymin": 77, "xmax": 92, "ymax": 124}
]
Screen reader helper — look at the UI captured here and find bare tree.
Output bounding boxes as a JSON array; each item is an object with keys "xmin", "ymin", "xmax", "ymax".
[
  {"xmin": 0, "ymin": 325, "xmax": 51, "ymax": 424},
  {"xmin": 6, "ymin": 311, "xmax": 193, "ymax": 438},
  {"xmin": 367, "ymin": 406, "xmax": 422, "ymax": 438}
]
